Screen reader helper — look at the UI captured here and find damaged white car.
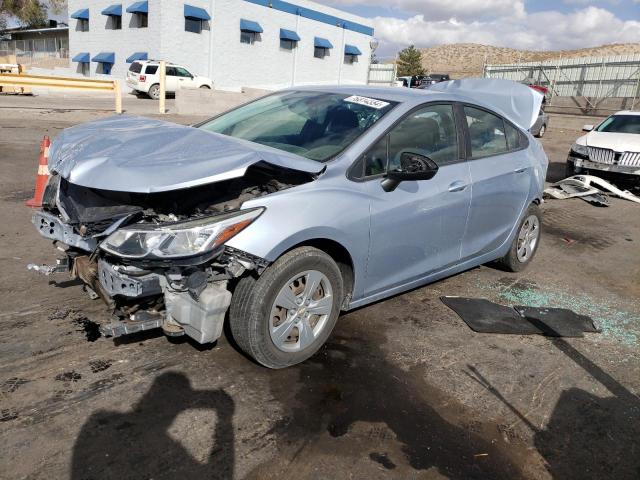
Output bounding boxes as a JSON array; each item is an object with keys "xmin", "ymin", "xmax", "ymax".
[
  {"xmin": 31, "ymin": 81, "xmax": 547, "ymax": 368},
  {"xmin": 567, "ymin": 110, "xmax": 640, "ymax": 180}
]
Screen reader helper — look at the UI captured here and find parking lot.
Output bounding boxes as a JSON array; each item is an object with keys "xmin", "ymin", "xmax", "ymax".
[{"xmin": 1, "ymin": 96, "xmax": 639, "ymax": 479}]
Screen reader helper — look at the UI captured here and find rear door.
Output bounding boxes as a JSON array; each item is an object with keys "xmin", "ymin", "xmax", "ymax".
[
  {"xmin": 164, "ymin": 66, "xmax": 179, "ymax": 92},
  {"xmin": 356, "ymin": 103, "xmax": 472, "ymax": 296},
  {"xmin": 460, "ymin": 104, "xmax": 531, "ymax": 260}
]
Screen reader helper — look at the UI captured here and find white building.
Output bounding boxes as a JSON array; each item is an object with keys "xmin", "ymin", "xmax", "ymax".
[{"xmin": 66, "ymin": 0, "xmax": 374, "ymax": 90}]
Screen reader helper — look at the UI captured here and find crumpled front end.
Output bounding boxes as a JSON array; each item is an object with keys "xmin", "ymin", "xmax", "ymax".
[{"xmin": 30, "ymin": 159, "xmax": 313, "ymax": 344}]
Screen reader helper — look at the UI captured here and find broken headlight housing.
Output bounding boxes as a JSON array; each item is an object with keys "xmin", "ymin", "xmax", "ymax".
[
  {"xmin": 570, "ymin": 143, "xmax": 589, "ymax": 159},
  {"xmin": 100, "ymin": 208, "xmax": 264, "ymax": 259}
]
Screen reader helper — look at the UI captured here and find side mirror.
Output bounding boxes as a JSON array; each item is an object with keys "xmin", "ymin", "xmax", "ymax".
[
  {"xmin": 381, "ymin": 152, "xmax": 439, "ymax": 192},
  {"xmin": 582, "ymin": 125, "xmax": 594, "ymax": 132}
]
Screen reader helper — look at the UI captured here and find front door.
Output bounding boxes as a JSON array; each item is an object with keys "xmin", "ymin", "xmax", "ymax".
[
  {"xmin": 460, "ymin": 105, "xmax": 531, "ymax": 260},
  {"xmin": 175, "ymin": 66, "xmax": 197, "ymax": 90},
  {"xmin": 360, "ymin": 103, "xmax": 472, "ymax": 296}
]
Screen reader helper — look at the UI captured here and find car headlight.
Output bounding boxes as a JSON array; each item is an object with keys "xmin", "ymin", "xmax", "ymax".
[
  {"xmin": 570, "ymin": 143, "xmax": 589, "ymax": 158},
  {"xmin": 100, "ymin": 208, "xmax": 264, "ymax": 259}
]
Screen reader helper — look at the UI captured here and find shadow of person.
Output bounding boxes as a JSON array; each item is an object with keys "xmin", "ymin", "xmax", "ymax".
[
  {"xmin": 468, "ymin": 335, "xmax": 640, "ymax": 480},
  {"xmin": 71, "ymin": 372, "xmax": 235, "ymax": 480},
  {"xmin": 533, "ymin": 339, "xmax": 640, "ymax": 479}
]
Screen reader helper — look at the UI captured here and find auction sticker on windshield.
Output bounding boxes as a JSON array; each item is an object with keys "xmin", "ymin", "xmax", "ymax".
[{"xmin": 344, "ymin": 96, "xmax": 390, "ymax": 110}]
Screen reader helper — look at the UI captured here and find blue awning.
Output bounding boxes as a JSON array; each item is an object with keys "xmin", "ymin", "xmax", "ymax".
[
  {"xmin": 344, "ymin": 45, "xmax": 362, "ymax": 56},
  {"xmin": 240, "ymin": 19, "xmax": 263, "ymax": 33},
  {"xmin": 126, "ymin": 52, "xmax": 148, "ymax": 63},
  {"xmin": 70, "ymin": 8, "xmax": 89, "ymax": 20},
  {"xmin": 101, "ymin": 4, "xmax": 122, "ymax": 16},
  {"xmin": 72, "ymin": 52, "xmax": 90, "ymax": 63},
  {"xmin": 126, "ymin": 1, "xmax": 148, "ymax": 13},
  {"xmin": 92, "ymin": 52, "xmax": 115, "ymax": 64},
  {"xmin": 184, "ymin": 4, "xmax": 211, "ymax": 20},
  {"xmin": 280, "ymin": 28, "xmax": 300, "ymax": 42},
  {"xmin": 314, "ymin": 37, "xmax": 333, "ymax": 49}
]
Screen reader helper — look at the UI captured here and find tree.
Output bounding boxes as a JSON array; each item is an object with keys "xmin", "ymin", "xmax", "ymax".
[
  {"xmin": 0, "ymin": 0, "xmax": 66, "ymax": 29},
  {"xmin": 396, "ymin": 45, "xmax": 425, "ymax": 77}
]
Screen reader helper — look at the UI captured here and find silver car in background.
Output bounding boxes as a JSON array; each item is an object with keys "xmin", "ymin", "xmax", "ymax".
[{"xmin": 31, "ymin": 79, "xmax": 547, "ymax": 368}]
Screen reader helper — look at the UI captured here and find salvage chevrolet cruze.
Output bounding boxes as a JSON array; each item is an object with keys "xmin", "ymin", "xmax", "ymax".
[{"xmin": 30, "ymin": 79, "xmax": 548, "ymax": 368}]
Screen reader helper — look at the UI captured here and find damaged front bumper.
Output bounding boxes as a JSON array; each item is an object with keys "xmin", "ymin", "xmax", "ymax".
[
  {"xmin": 568, "ymin": 155, "xmax": 640, "ymax": 176},
  {"xmin": 31, "ymin": 211, "xmax": 267, "ymax": 345}
]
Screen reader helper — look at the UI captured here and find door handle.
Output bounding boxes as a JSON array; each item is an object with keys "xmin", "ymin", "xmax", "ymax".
[
  {"xmin": 448, "ymin": 181, "xmax": 468, "ymax": 192},
  {"xmin": 514, "ymin": 167, "xmax": 527, "ymax": 173}
]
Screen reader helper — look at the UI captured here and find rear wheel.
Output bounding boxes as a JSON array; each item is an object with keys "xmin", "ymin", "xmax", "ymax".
[
  {"xmin": 229, "ymin": 247, "xmax": 343, "ymax": 369},
  {"xmin": 199, "ymin": 85, "xmax": 211, "ymax": 89},
  {"xmin": 496, "ymin": 204, "xmax": 542, "ymax": 272},
  {"xmin": 148, "ymin": 84, "xmax": 160, "ymax": 100}
]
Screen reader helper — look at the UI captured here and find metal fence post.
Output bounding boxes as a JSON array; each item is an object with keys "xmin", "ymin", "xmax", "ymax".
[{"xmin": 114, "ymin": 79, "xmax": 122, "ymax": 114}]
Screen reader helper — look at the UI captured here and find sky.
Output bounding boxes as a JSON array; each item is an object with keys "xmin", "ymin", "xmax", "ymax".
[
  {"xmin": 314, "ymin": 0, "xmax": 640, "ymax": 57},
  {"xmin": 25, "ymin": 0, "xmax": 640, "ymax": 58}
]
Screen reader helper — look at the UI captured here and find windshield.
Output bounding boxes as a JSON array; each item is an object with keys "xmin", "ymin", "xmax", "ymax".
[
  {"xmin": 198, "ymin": 91, "xmax": 396, "ymax": 162},
  {"xmin": 596, "ymin": 115, "xmax": 640, "ymax": 134}
]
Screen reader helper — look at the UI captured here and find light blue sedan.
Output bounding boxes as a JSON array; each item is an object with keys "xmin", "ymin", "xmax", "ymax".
[{"xmin": 33, "ymin": 79, "xmax": 548, "ymax": 368}]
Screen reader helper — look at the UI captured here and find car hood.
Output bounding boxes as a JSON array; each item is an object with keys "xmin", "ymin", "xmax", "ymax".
[
  {"xmin": 48, "ymin": 115, "xmax": 324, "ymax": 193},
  {"xmin": 577, "ymin": 131, "xmax": 640, "ymax": 152}
]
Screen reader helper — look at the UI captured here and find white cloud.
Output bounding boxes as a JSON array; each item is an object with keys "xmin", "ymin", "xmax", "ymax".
[
  {"xmin": 371, "ymin": 6, "xmax": 640, "ymax": 56},
  {"xmin": 317, "ymin": 0, "xmax": 525, "ymax": 21}
]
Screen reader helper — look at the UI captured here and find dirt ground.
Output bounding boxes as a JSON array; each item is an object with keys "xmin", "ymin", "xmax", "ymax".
[{"xmin": 0, "ymin": 96, "xmax": 639, "ymax": 480}]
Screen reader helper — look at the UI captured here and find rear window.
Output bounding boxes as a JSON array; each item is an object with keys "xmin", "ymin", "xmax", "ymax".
[
  {"xmin": 128, "ymin": 62, "xmax": 142, "ymax": 74},
  {"xmin": 145, "ymin": 65, "xmax": 158, "ymax": 75}
]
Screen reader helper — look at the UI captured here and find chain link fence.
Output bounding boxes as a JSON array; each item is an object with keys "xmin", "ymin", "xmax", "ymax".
[{"xmin": 0, "ymin": 37, "xmax": 69, "ymax": 65}]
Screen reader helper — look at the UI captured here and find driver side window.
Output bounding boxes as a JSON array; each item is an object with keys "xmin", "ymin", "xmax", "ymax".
[{"xmin": 363, "ymin": 104, "xmax": 458, "ymax": 177}]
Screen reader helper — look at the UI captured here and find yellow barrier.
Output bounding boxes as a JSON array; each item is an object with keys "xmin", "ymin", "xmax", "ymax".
[{"xmin": 0, "ymin": 73, "xmax": 122, "ymax": 113}]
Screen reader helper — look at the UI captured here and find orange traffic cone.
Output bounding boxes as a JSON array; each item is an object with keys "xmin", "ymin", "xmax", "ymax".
[{"xmin": 26, "ymin": 135, "xmax": 51, "ymax": 208}]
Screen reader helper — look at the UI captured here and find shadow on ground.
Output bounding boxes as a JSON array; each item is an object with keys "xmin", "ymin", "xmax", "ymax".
[
  {"xmin": 249, "ymin": 318, "xmax": 527, "ymax": 479},
  {"xmin": 71, "ymin": 372, "xmax": 235, "ymax": 480},
  {"xmin": 535, "ymin": 339, "xmax": 640, "ymax": 479}
]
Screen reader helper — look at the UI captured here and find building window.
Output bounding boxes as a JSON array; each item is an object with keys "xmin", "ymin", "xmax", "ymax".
[
  {"xmin": 136, "ymin": 12, "xmax": 148, "ymax": 27},
  {"xmin": 280, "ymin": 39, "xmax": 295, "ymax": 50},
  {"xmin": 185, "ymin": 17, "xmax": 202, "ymax": 33},
  {"xmin": 108, "ymin": 15, "xmax": 122, "ymax": 30},
  {"xmin": 78, "ymin": 19, "xmax": 89, "ymax": 32},
  {"xmin": 240, "ymin": 31, "xmax": 256, "ymax": 44},
  {"xmin": 344, "ymin": 55, "xmax": 358, "ymax": 65},
  {"xmin": 81, "ymin": 62, "xmax": 90, "ymax": 76},
  {"xmin": 98, "ymin": 63, "xmax": 112, "ymax": 75},
  {"xmin": 314, "ymin": 47, "xmax": 329, "ymax": 59}
]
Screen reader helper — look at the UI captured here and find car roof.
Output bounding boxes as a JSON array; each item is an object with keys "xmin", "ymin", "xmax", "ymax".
[
  {"xmin": 286, "ymin": 85, "xmax": 451, "ymax": 104},
  {"xmin": 613, "ymin": 110, "xmax": 640, "ymax": 116}
]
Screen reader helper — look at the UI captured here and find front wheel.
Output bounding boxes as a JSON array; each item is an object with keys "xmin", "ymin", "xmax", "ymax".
[
  {"xmin": 496, "ymin": 204, "xmax": 542, "ymax": 272},
  {"xmin": 536, "ymin": 124, "xmax": 546, "ymax": 138},
  {"xmin": 199, "ymin": 85, "xmax": 211, "ymax": 89},
  {"xmin": 229, "ymin": 247, "xmax": 343, "ymax": 369}
]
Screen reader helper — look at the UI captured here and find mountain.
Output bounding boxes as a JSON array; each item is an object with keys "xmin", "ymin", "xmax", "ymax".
[{"xmin": 418, "ymin": 43, "xmax": 640, "ymax": 78}]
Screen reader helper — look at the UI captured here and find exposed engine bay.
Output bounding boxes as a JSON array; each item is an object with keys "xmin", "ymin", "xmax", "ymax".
[{"xmin": 31, "ymin": 161, "xmax": 315, "ymax": 343}]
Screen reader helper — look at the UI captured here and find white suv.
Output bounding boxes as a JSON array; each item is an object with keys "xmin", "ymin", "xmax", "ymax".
[{"xmin": 126, "ymin": 60, "xmax": 213, "ymax": 99}]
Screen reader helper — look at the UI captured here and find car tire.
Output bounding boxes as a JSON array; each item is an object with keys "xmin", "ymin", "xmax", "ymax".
[
  {"xmin": 229, "ymin": 246, "xmax": 343, "ymax": 369},
  {"xmin": 148, "ymin": 84, "xmax": 160, "ymax": 100},
  {"xmin": 199, "ymin": 85, "xmax": 211, "ymax": 89},
  {"xmin": 496, "ymin": 204, "xmax": 542, "ymax": 273},
  {"xmin": 536, "ymin": 124, "xmax": 546, "ymax": 138},
  {"xmin": 565, "ymin": 161, "xmax": 579, "ymax": 178}
]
